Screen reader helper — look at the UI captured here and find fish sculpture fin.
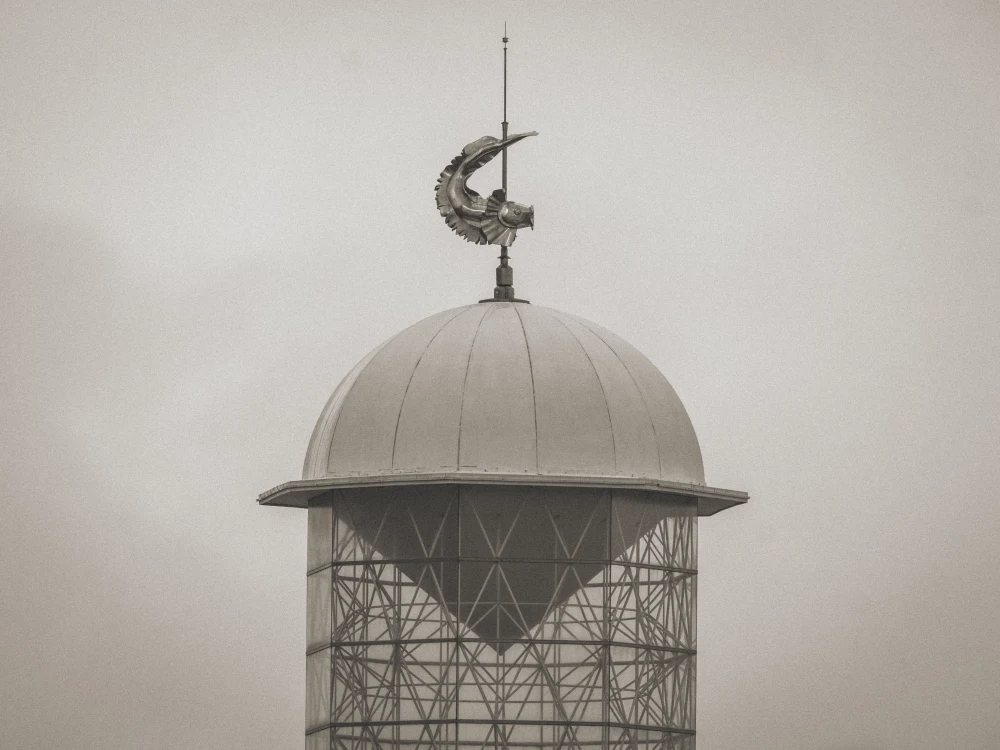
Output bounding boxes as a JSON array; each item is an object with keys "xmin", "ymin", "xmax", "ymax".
[
  {"xmin": 435, "ymin": 153, "xmax": 488, "ymax": 244},
  {"xmin": 482, "ymin": 189, "xmax": 518, "ymax": 246},
  {"xmin": 462, "ymin": 137, "xmax": 508, "ymax": 173}
]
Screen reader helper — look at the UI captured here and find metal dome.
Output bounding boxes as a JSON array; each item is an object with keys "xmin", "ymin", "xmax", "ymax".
[{"xmin": 260, "ymin": 301, "xmax": 745, "ymax": 515}]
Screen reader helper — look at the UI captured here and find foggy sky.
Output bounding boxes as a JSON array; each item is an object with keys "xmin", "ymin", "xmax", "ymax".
[{"xmin": 2, "ymin": 1, "xmax": 999, "ymax": 748}]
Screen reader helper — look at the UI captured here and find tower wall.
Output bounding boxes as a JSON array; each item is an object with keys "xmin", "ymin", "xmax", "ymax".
[{"xmin": 304, "ymin": 485, "xmax": 698, "ymax": 750}]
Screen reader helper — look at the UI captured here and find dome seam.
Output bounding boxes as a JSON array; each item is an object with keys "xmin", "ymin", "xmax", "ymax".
[
  {"xmin": 390, "ymin": 307, "xmax": 474, "ymax": 470},
  {"xmin": 304, "ymin": 339, "xmax": 389, "ymax": 479},
  {"xmin": 512, "ymin": 303, "xmax": 539, "ymax": 473},
  {"xmin": 550, "ymin": 313, "xmax": 618, "ymax": 474},
  {"xmin": 569, "ymin": 315, "xmax": 664, "ymax": 480},
  {"xmin": 456, "ymin": 303, "xmax": 495, "ymax": 468},
  {"xmin": 322, "ymin": 323, "xmax": 428, "ymax": 477}
]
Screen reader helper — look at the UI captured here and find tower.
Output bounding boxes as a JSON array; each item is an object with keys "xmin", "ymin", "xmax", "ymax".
[{"xmin": 257, "ymin": 37, "xmax": 746, "ymax": 750}]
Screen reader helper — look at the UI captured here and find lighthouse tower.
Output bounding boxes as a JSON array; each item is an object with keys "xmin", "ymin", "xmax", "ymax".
[
  {"xmin": 257, "ymin": 37, "xmax": 746, "ymax": 750},
  {"xmin": 259, "ymin": 300, "xmax": 746, "ymax": 750}
]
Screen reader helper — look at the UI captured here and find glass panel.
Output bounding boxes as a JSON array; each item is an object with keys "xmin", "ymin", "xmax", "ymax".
[
  {"xmin": 307, "ymin": 568, "xmax": 331, "ymax": 650},
  {"xmin": 306, "ymin": 648, "xmax": 331, "ymax": 730},
  {"xmin": 308, "ymin": 501, "xmax": 333, "ymax": 571},
  {"xmin": 459, "ymin": 485, "xmax": 609, "ymax": 562},
  {"xmin": 305, "ymin": 728, "xmax": 329, "ymax": 750},
  {"xmin": 611, "ymin": 490, "xmax": 697, "ymax": 569},
  {"xmin": 336, "ymin": 485, "xmax": 459, "ymax": 562}
]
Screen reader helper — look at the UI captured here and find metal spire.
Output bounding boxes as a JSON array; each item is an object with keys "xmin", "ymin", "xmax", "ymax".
[
  {"xmin": 495, "ymin": 26, "xmax": 515, "ymax": 301},
  {"xmin": 502, "ymin": 24, "xmax": 508, "ymax": 193}
]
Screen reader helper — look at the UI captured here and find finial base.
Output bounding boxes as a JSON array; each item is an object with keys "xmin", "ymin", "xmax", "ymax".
[
  {"xmin": 494, "ymin": 285, "xmax": 517, "ymax": 301},
  {"xmin": 490, "ymin": 246, "xmax": 519, "ymax": 302},
  {"xmin": 496, "ymin": 264, "xmax": 513, "ymax": 288},
  {"xmin": 479, "ymin": 296, "xmax": 530, "ymax": 304}
]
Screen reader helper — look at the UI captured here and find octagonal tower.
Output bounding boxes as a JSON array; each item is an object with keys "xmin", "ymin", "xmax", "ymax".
[{"xmin": 260, "ymin": 300, "xmax": 746, "ymax": 750}]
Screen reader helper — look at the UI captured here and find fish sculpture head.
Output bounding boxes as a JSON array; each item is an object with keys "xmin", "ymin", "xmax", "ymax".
[
  {"xmin": 436, "ymin": 131, "xmax": 537, "ymax": 246},
  {"xmin": 498, "ymin": 199, "xmax": 534, "ymax": 231}
]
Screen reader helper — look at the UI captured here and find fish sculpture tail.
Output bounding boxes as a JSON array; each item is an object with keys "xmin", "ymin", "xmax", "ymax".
[{"xmin": 435, "ymin": 154, "xmax": 489, "ymax": 245}]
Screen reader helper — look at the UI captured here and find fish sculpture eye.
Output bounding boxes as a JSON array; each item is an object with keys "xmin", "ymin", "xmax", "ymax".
[{"xmin": 435, "ymin": 131, "xmax": 538, "ymax": 247}]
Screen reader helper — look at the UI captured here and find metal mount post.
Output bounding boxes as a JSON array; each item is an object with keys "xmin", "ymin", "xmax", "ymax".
[{"xmin": 494, "ymin": 246, "xmax": 515, "ymax": 300}]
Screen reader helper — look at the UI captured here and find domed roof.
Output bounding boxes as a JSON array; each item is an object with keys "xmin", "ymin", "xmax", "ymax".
[{"xmin": 260, "ymin": 301, "xmax": 746, "ymax": 515}]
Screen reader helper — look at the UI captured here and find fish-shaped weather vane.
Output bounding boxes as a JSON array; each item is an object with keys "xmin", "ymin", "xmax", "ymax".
[
  {"xmin": 436, "ymin": 29, "xmax": 537, "ymax": 250},
  {"xmin": 435, "ymin": 132, "xmax": 536, "ymax": 246}
]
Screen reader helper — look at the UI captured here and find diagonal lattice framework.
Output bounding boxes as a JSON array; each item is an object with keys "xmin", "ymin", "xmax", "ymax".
[{"xmin": 305, "ymin": 485, "xmax": 697, "ymax": 750}]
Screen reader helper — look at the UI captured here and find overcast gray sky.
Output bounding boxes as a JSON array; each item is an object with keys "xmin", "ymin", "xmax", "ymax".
[{"xmin": 2, "ymin": 1, "xmax": 999, "ymax": 748}]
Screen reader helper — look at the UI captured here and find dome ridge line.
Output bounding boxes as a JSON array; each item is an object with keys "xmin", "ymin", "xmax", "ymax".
[
  {"xmin": 304, "ymin": 337, "xmax": 390, "ymax": 478},
  {"xmin": 456, "ymin": 303, "xmax": 496, "ymax": 468},
  {"xmin": 390, "ymin": 306, "xmax": 478, "ymax": 470},
  {"xmin": 323, "ymin": 306, "xmax": 467, "ymax": 476},
  {"xmin": 512, "ymin": 303, "xmax": 539, "ymax": 472},
  {"xmin": 564, "ymin": 312, "xmax": 664, "ymax": 479},
  {"xmin": 547, "ymin": 310, "xmax": 618, "ymax": 474}
]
